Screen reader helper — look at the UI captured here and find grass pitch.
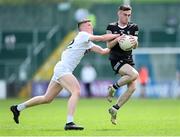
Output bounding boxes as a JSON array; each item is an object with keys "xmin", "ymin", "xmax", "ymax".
[{"xmin": 0, "ymin": 98, "xmax": 180, "ymax": 136}]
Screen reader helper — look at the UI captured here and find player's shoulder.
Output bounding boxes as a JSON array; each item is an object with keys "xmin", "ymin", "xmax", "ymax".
[
  {"xmin": 106, "ymin": 22, "xmax": 118, "ymax": 30},
  {"xmin": 76, "ymin": 31, "xmax": 91, "ymax": 43},
  {"xmin": 77, "ymin": 31, "xmax": 91, "ymax": 38},
  {"xmin": 107, "ymin": 22, "xmax": 118, "ymax": 27},
  {"xmin": 78, "ymin": 31, "xmax": 89, "ymax": 36},
  {"xmin": 128, "ymin": 22, "xmax": 138, "ymax": 28},
  {"xmin": 109, "ymin": 22, "xmax": 118, "ymax": 26}
]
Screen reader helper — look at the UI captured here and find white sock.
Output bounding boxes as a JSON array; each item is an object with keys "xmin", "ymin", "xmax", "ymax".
[
  {"xmin": 67, "ymin": 115, "xmax": 74, "ymax": 123},
  {"xmin": 17, "ymin": 103, "xmax": 26, "ymax": 111}
]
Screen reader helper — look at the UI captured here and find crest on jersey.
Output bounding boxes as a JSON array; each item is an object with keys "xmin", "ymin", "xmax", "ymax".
[{"xmin": 119, "ymin": 30, "xmax": 124, "ymax": 35}]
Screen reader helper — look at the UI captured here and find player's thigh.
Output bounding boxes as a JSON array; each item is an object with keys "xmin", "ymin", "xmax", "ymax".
[
  {"xmin": 118, "ymin": 63, "xmax": 138, "ymax": 76},
  {"xmin": 58, "ymin": 74, "xmax": 80, "ymax": 94},
  {"xmin": 44, "ymin": 80, "xmax": 63, "ymax": 100}
]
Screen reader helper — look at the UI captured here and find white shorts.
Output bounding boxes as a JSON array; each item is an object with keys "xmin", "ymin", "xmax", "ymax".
[{"xmin": 51, "ymin": 61, "xmax": 72, "ymax": 84}]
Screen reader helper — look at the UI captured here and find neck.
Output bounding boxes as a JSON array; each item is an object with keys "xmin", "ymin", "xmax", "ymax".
[
  {"xmin": 80, "ymin": 29, "xmax": 93, "ymax": 34},
  {"xmin": 118, "ymin": 21, "xmax": 128, "ymax": 27}
]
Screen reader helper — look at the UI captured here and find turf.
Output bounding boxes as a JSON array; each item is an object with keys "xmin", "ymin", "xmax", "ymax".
[{"xmin": 0, "ymin": 98, "xmax": 180, "ymax": 136}]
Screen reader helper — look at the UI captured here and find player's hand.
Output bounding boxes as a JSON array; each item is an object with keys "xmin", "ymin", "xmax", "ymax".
[
  {"xmin": 129, "ymin": 35, "xmax": 138, "ymax": 48},
  {"xmin": 116, "ymin": 34, "xmax": 126, "ymax": 43}
]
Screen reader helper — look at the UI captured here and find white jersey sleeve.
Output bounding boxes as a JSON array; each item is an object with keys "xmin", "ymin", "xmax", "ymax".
[
  {"xmin": 67, "ymin": 31, "xmax": 91, "ymax": 49},
  {"xmin": 78, "ymin": 31, "xmax": 90, "ymax": 43}
]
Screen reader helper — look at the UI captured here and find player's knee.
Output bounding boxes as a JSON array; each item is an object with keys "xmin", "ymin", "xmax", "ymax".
[
  {"xmin": 43, "ymin": 96, "xmax": 53, "ymax": 104},
  {"xmin": 72, "ymin": 89, "xmax": 81, "ymax": 97},
  {"xmin": 75, "ymin": 90, "xmax": 81, "ymax": 96},
  {"xmin": 131, "ymin": 71, "xmax": 139, "ymax": 81}
]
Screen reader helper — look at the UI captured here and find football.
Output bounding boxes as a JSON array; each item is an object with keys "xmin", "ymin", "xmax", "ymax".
[{"xmin": 118, "ymin": 35, "xmax": 134, "ymax": 51}]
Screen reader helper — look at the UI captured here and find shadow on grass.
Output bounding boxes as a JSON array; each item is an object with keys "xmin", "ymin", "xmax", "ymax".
[
  {"xmin": 95, "ymin": 128, "xmax": 123, "ymax": 131},
  {"xmin": 40, "ymin": 129, "xmax": 65, "ymax": 132},
  {"xmin": 40, "ymin": 129, "xmax": 85, "ymax": 132},
  {"xmin": 40, "ymin": 128, "xmax": 122, "ymax": 132}
]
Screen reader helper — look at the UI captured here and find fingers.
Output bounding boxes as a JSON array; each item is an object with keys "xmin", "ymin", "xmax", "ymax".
[
  {"xmin": 130, "ymin": 39, "xmax": 136, "ymax": 46},
  {"xmin": 117, "ymin": 34, "xmax": 137, "ymax": 47},
  {"xmin": 129, "ymin": 36, "xmax": 137, "ymax": 46},
  {"xmin": 117, "ymin": 34, "xmax": 126, "ymax": 42}
]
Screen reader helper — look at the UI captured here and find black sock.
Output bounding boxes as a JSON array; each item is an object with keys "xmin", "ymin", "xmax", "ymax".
[
  {"xmin": 66, "ymin": 122, "xmax": 75, "ymax": 125},
  {"xmin": 113, "ymin": 82, "xmax": 120, "ymax": 89},
  {"xmin": 113, "ymin": 104, "xmax": 120, "ymax": 110}
]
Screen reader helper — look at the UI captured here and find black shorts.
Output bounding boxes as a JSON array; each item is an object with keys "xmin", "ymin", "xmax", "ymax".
[{"xmin": 110, "ymin": 59, "xmax": 135, "ymax": 74}]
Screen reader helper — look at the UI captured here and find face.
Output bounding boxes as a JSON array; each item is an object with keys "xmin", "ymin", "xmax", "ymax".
[
  {"xmin": 79, "ymin": 21, "xmax": 93, "ymax": 33},
  {"xmin": 118, "ymin": 10, "xmax": 131, "ymax": 25}
]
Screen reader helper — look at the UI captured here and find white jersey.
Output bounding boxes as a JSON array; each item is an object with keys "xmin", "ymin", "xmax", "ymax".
[
  {"xmin": 51, "ymin": 31, "xmax": 96, "ymax": 82},
  {"xmin": 60, "ymin": 31, "xmax": 95, "ymax": 72}
]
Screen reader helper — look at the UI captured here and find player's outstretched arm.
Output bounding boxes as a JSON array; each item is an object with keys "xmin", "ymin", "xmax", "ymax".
[
  {"xmin": 91, "ymin": 45, "xmax": 110, "ymax": 55},
  {"xmin": 107, "ymin": 35, "xmax": 125, "ymax": 49},
  {"xmin": 89, "ymin": 34, "xmax": 119, "ymax": 42},
  {"xmin": 106, "ymin": 37, "xmax": 118, "ymax": 49}
]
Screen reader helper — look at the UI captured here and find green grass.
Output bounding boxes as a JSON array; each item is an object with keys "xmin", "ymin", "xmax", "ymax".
[{"xmin": 0, "ymin": 98, "xmax": 180, "ymax": 136}]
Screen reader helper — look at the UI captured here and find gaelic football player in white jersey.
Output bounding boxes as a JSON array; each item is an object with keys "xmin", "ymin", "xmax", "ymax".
[{"xmin": 10, "ymin": 19, "xmax": 119, "ymax": 130}]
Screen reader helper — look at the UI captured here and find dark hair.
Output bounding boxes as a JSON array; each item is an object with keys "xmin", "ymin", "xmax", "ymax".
[
  {"xmin": 77, "ymin": 19, "xmax": 91, "ymax": 29},
  {"xmin": 118, "ymin": 5, "xmax": 132, "ymax": 11}
]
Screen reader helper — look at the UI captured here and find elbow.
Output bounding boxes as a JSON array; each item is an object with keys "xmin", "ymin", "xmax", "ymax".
[
  {"xmin": 98, "ymin": 49, "xmax": 107, "ymax": 55},
  {"xmin": 101, "ymin": 48, "xmax": 110, "ymax": 55}
]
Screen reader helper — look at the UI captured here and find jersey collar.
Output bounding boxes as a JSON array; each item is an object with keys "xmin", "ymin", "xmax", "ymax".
[{"xmin": 117, "ymin": 21, "xmax": 128, "ymax": 29}]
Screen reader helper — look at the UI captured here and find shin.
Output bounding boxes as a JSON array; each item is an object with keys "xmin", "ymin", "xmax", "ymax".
[{"xmin": 116, "ymin": 81, "xmax": 137, "ymax": 108}]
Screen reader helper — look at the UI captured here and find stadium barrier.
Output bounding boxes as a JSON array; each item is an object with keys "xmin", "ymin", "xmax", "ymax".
[{"xmin": 31, "ymin": 80, "xmax": 180, "ymax": 98}]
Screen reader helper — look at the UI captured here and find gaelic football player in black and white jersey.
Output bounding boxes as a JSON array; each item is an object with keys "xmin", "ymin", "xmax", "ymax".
[{"xmin": 106, "ymin": 5, "xmax": 139, "ymax": 125}]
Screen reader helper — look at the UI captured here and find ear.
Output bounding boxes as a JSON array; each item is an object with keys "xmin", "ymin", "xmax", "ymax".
[
  {"xmin": 117, "ymin": 11, "xmax": 121, "ymax": 17},
  {"xmin": 79, "ymin": 24, "xmax": 83, "ymax": 31}
]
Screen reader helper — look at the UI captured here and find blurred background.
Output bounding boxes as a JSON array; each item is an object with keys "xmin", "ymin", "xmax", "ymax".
[{"xmin": 0, "ymin": 0, "xmax": 180, "ymax": 99}]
